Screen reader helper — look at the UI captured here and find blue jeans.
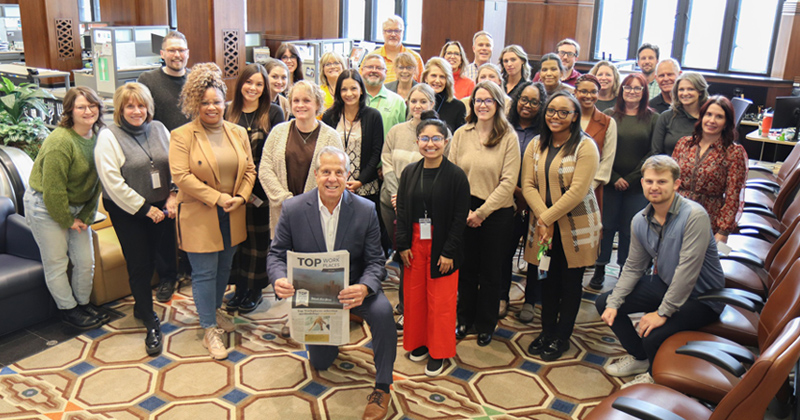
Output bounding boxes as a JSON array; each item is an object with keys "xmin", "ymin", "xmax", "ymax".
[
  {"xmin": 23, "ymin": 189, "xmax": 94, "ymax": 310},
  {"xmin": 187, "ymin": 207, "xmax": 238, "ymax": 328},
  {"xmin": 597, "ymin": 184, "xmax": 649, "ymax": 266}
]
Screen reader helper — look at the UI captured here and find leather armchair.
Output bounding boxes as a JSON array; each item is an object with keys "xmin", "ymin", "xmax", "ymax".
[
  {"xmin": 89, "ymin": 200, "xmax": 131, "ymax": 305},
  {"xmin": 0, "ymin": 196, "xmax": 56, "ymax": 337}
]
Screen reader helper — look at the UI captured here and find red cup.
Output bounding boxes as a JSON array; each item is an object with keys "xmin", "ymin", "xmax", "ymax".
[{"xmin": 762, "ymin": 114, "xmax": 773, "ymax": 136}]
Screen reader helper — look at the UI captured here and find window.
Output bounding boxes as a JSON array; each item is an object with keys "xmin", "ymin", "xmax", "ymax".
[
  {"xmin": 591, "ymin": 0, "xmax": 783, "ymax": 75},
  {"xmin": 77, "ymin": 0, "xmax": 100, "ymax": 22},
  {"xmin": 341, "ymin": 0, "xmax": 422, "ymax": 46}
]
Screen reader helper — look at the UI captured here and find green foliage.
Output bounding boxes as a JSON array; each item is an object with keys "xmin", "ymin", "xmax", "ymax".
[{"xmin": 0, "ymin": 76, "xmax": 55, "ymax": 159}]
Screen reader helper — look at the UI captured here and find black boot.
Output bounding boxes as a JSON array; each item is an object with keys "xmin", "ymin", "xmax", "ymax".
[
  {"xmin": 144, "ymin": 322, "xmax": 163, "ymax": 356},
  {"xmin": 589, "ymin": 265, "xmax": 605, "ymax": 290},
  {"xmin": 62, "ymin": 307, "xmax": 103, "ymax": 329},
  {"xmin": 238, "ymin": 289, "xmax": 263, "ymax": 314},
  {"xmin": 155, "ymin": 280, "xmax": 176, "ymax": 302},
  {"xmin": 226, "ymin": 288, "xmax": 249, "ymax": 311}
]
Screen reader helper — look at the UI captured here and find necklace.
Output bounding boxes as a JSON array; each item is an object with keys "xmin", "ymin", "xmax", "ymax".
[
  {"xmin": 297, "ymin": 122, "xmax": 317, "ymax": 143},
  {"xmin": 243, "ymin": 112, "xmax": 254, "ymax": 132}
]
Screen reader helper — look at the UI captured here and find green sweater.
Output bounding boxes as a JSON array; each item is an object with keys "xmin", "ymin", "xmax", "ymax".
[{"xmin": 29, "ymin": 127, "xmax": 101, "ymax": 229}]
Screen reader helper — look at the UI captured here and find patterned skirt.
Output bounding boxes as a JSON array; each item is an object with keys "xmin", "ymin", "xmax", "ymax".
[{"xmin": 230, "ymin": 202, "xmax": 271, "ymax": 289}]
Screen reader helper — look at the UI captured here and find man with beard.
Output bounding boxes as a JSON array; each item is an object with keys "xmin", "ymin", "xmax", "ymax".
[
  {"xmin": 649, "ymin": 58, "xmax": 682, "ymax": 113},
  {"xmin": 463, "ymin": 31, "xmax": 494, "ymax": 81},
  {"xmin": 637, "ymin": 43, "xmax": 660, "ymax": 100},
  {"xmin": 360, "ymin": 54, "xmax": 407, "ymax": 138}
]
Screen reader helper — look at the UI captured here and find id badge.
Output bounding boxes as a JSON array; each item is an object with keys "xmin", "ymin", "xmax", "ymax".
[
  {"xmin": 150, "ymin": 170, "xmax": 161, "ymax": 189},
  {"xmin": 539, "ymin": 254, "xmax": 551, "ymax": 272},
  {"xmin": 717, "ymin": 241, "xmax": 732, "ymax": 256},
  {"xmin": 419, "ymin": 218, "xmax": 432, "ymax": 240},
  {"xmin": 251, "ymin": 195, "xmax": 264, "ymax": 208}
]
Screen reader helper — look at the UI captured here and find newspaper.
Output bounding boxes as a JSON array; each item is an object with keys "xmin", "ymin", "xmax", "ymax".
[{"xmin": 287, "ymin": 250, "xmax": 350, "ymax": 345}]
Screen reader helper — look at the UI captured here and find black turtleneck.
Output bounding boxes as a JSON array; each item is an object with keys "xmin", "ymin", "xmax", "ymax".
[{"xmin": 434, "ymin": 92, "xmax": 467, "ymax": 133}]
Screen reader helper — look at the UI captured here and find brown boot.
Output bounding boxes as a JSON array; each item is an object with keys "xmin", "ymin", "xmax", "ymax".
[{"xmin": 362, "ymin": 388, "xmax": 391, "ymax": 420}]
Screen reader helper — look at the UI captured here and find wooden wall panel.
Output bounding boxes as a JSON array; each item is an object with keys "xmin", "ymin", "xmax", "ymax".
[
  {"xmin": 136, "ymin": 0, "xmax": 169, "ymax": 26},
  {"xmin": 300, "ymin": 0, "xmax": 339, "ymax": 39},
  {"xmin": 247, "ymin": 0, "xmax": 301, "ymax": 37},
  {"xmin": 98, "ymin": 0, "xmax": 138, "ymax": 25},
  {"xmin": 771, "ymin": 0, "xmax": 800, "ymax": 83},
  {"xmin": 505, "ymin": 1, "xmax": 547, "ymax": 57},
  {"xmin": 504, "ymin": 0, "xmax": 594, "ymax": 61},
  {"xmin": 19, "ymin": 0, "xmax": 82, "ymax": 74},
  {"xmin": 420, "ymin": 0, "xmax": 484, "ymax": 62},
  {"xmin": 0, "ymin": 0, "xmax": 18, "ymax": 4},
  {"xmin": 177, "ymin": 0, "xmax": 213, "ymax": 64}
]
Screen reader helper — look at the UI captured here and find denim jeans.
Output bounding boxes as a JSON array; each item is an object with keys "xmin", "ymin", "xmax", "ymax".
[
  {"xmin": 187, "ymin": 207, "xmax": 238, "ymax": 328},
  {"xmin": 23, "ymin": 188, "xmax": 95, "ymax": 310}
]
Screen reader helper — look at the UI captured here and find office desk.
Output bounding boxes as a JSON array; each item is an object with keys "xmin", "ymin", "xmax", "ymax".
[
  {"xmin": 746, "ymin": 130, "xmax": 797, "ymax": 161},
  {"xmin": 0, "ymin": 63, "xmax": 71, "ymax": 89}
]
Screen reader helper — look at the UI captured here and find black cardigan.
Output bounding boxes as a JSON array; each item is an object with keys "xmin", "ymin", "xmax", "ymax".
[
  {"xmin": 435, "ymin": 92, "xmax": 467, "ymax": 134},
  {"xmin": 396, "ymin": 157, "xmax": 471, "ymax": 278},
  {"xmin": 321, "ymin": 106, "xmax": 384, "ymax": 185}
]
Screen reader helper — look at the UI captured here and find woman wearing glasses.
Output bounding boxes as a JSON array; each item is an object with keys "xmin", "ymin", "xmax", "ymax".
[
  {"xmin": 450, "ymin": 81, "xmax": 520, "ymax": 347},
  {"xmin": 395, "ymin": 111, "xmax": 470, "ymax": 377},
  {"xmin": 575, "ymin": 74, "xmax": 617, "ymax": 210},
  {"xmin": 319, "ymin": 52, "xmax": 347, "ymax": 114},
  {"xmin": 440, "ymin": 41, "xmax": 475, "ymax": 100},
  {"xmin": 589, "ymin": 60, "xmax": 621, "ymax": 112},
  {"xmin": 423, "ymin": 58, "xmax": 467, "ymax": 133},
  {"xmin": 521, "ymin": 91, "xmax": 601, "ymax": 361},
  {"xmin": 25, "ymin": 87, "xmax": 108, "ymax": 330},
  {"xmin": 276, "ymin": 43, "xmax": 304, "ymax": 88},
  {"xmin": 652, "ymin": 72, "xmax": 708, "ymax": 156},
  {"xmin": 538, "ymin": 54, "xmax": 574, "ymax": 96},
  {"xmin": 385, "ymin": 52, "xmax": 419, "ymax": 100},
  {"xmin": 499, "ymin": 45, "xmax": 531, "ymax": 99},
  {"xmin": 589, "ymin": 73, "xmax": 658, "ymax": 291},
  {"xmin": 501, "ymin": 81, "xmax": 546, "ymax": 322}
]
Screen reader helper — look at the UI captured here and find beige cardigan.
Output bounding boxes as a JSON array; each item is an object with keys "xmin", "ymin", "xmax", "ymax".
[
  {"xmin": 522, "ymin": 135, "xmax": 602, "ymax": 268},
  {"xmin": 258, "ymin": 121, "xmax": 343, "ymax": 236}
]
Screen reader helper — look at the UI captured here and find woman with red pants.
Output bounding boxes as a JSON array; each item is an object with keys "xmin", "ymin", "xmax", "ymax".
[{"xmin": 396, "ymin": 111, "xmax": 470, "ymax": 377}]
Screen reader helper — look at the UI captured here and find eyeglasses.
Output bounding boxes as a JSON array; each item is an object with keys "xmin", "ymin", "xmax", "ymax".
[
  {"xmin": 557, "ymin": 51, "xmax": 577, "ymax": 58},
  {"xmin": 397, "ymin": 66, "xmax": 415, "ymax": 72},
  {"xmin": 444, "ymin": 52, "xmax": 461, "ymax": 57},
  {"xmin": 622, "ymin": 86, "xmax": 645, "ymax": 93},
  {"xmin": 518, "ymin": 97, "xmax": 540, "ymax": 107},
  {"xmin": 545, "ymin": 108, "xmax": 575, "ymax": 119},
  {"xmin": 281, "ymin": 55, "xmax": 296, "ymax": 62},
  {"xmin": 384, "ymin": 29, "xmax": 402, "ymax": 35},
  {"xmin": 164, "ymin": 48, "xmax": 188, "ymax": 55},
  {"xmin": 474, "ymin": 98, "xmax": 495, "ymax": 106},
  {"xmin": 576, "ymin": 89, "xmax": 598, "ymax": 96},
  {"xmin": 418, "ymin": 136, "xmax": 445, "ymax": 144},
  {"xmin": 363, "ymin": 65, "xmax": 385, "ymax": 72},
  {"xmin": 74, "ymin": 104, "xmax": 99, "ymax": 113},
  {"xmin": 324, "ymin": 62, "xmax": 342, "ymax": 68}
]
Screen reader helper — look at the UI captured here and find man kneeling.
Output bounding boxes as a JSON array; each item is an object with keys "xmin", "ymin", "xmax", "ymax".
[
  {"xmin": 268, "ymin": 146, "xmax": 397, "ymax": 420},
  {"xmin": 595, "ymin": 155, "xmax": 724, "ymax": 387}
]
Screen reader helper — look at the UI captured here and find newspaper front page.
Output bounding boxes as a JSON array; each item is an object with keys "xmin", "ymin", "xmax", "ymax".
[{"xmin": 288, "ymin": 250, "xmax": 350, "ymax": 345}]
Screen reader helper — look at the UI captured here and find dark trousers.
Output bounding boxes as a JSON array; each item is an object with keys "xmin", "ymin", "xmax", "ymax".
[
  {"xmin": 500, "ymin": 211, "xmax": 528, "ymax": 302},
  {"xmin": 597, "ymin": 184, "xmax": 648, "ymax": 266},
  {"xmin": 594, "ymin": 274, "xmax": 721, "ymax": 368},
  {"xmin": 104, "ymin": 198, "xmax": 176, "ymax": 328},
  {"xmin": 457, "ymin": 200, "xmax": 513, "ymax": 334},
  {"xmin": 540, "ymin": 223, "xmax": 586, "ymax": 340},
  {"xmin": 307, "ymin": 291, "xmax": 397, "ymax": 385}
]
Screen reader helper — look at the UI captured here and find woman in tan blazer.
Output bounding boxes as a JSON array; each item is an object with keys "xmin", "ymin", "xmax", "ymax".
[{"xmin": 170, "ymin": 63, "xmax": 256, "ymax": 359}]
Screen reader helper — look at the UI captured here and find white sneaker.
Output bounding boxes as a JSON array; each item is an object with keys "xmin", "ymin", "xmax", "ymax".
[
  {"xmin": 620, "ymin": 373, "xmax": 654, "ymax": 389},
  {"xmin": 216, "ymin": 308, "xmax": 236, "ymax": 333},
  {"xmin": 203, "ymin": 327, "xmax": 228, "ymax": 360},
  {"xmin": 605, "ymin": 355, "xmax": 649, "ymax": 377}
]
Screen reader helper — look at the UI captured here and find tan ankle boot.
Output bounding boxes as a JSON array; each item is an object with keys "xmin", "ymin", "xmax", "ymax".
[{"xmin": 203, "ymin": 327, "xmax": 228, "ymax": 359}]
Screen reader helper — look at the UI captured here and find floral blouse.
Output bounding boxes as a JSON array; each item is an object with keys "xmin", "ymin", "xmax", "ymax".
[{"xmin": 672, "ymin": 135, "xmax": 748, "ymax": 235}]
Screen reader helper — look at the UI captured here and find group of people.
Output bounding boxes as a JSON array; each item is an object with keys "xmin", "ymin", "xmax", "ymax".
[{"xmin": 23, "ymin": 17, "xmax": 751, "ymax": 420}]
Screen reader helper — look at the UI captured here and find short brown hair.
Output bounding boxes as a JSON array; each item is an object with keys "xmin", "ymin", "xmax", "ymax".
[
  {"xmin": 642, "ymin": 155, "xmax": 680, "ymax": 181},
  {"xmin": 112, "ymin": 83, "xmax": 154, "ymax": 126},
  {"xmin": 59, "ymin": 86, "xmax": 106, "ymax": 133}
]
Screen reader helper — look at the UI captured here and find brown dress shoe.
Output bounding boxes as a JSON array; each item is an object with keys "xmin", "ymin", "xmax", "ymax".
[{"xmin": 362, "ymin": 388, "xmax": 391, "ymax": 420}]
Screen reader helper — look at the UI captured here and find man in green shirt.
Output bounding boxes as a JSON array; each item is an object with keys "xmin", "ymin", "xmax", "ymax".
[{"xmin": 360, "ymin": 54, "xmax": 407, "ymax": 139}]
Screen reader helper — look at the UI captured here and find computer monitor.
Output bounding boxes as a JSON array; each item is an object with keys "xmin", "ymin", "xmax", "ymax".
[
  {"xmin": 772, "ymin": 96, "xmax": 800, "ymax": 129},
  {"xmin": 151, "ymin": 33, "xmax": 165, "ymax": 55}
]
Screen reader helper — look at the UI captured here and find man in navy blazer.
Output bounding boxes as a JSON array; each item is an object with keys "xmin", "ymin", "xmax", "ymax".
[{"xmin": 267, "ymin": 146, "xmax": 397, "ymax": 420}]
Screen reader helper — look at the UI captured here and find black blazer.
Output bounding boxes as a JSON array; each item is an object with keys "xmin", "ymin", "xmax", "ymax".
[
  {"xmin": 322, "ymin": 106, "xmax": 384, "ymax": 186},
  {"xmin": 396, "ymin": 157, "xmax": 471, "ymax": 278}
]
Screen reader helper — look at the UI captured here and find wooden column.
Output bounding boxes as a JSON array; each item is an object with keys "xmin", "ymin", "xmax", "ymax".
[
  {"xmin": 177, "ymin": 0, "xmax": 245, "ymax": 98},
  {"xmin": 420, "ymin": 0, "xmax": 485, "ymax": 62},
  {"xmin": 18, "ymin": 0, "xmax": 82, "ymax": 73},
  {"xmin": 771, "ymin": 0, "xmax": 800, "ymax": 83},
  {"xmin": 299, "ymin": 0, "xmax": 340, "ymax": 39},
  {"xmin": 505, "ymin": 0, "xmax": 595, "ymax": 61},
  {"xmin": 98, "ymin": 0, "xmax": 168, "ymax": 26}
]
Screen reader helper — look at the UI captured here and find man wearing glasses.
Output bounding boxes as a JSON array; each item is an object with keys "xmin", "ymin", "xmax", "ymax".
[
  {"xmin": 533, "ymin": 39, "xmax": 581, "ymax": 87},
  {"xmin": 367, "ymin": 15, "xmax": 423, "ymax": 83},
  {"xmin": 360, "ymin": 54, "xmax": 407, "ymax": 138},
  {"xmin": 137, "ymin": 30, "xmax": 190, "ymax": 301}
]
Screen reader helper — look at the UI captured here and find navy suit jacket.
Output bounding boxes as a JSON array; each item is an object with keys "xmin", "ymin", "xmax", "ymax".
[{"xmin": 267, "ymin": 188, "xmax": 387, "ymax": 294}]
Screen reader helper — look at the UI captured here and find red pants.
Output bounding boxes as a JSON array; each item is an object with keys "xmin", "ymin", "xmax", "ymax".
[{"xmin": 403, "ymin": 224, "xmax": 458, "ymax": 358}]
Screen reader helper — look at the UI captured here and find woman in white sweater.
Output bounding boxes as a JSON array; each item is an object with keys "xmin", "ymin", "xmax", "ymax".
[{"xmin": 259, "ymin": 80, "xmax": 343, "ymax": 235}]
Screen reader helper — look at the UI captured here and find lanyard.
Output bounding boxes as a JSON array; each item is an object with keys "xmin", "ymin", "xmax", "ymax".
[
  {"xmin": 132, "ymin": 132, "xmax": 154, "ymax": 168},
  {"xmin": 419, "ymin": 166, "xmax": 442, "ymax": 217}
]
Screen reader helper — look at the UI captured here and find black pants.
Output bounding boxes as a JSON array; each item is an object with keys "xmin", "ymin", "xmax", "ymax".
[
  {"xmin": 104, "ymin": 198, "xmax": 176, "ymax": 328},
  {"xmin": 540, "ymin": 223, "xmax": 586, "ymax": 340},
  {"xmin": 595, "ymin": 274, "xmax": 720, "ymax": 368},
  {"xmin": 499, "ymin": 211, "xmax": 527, "ymax": 302},
  {"xmin": 457, "ymin": 198, "xmax": 513, "ymax": 334}
]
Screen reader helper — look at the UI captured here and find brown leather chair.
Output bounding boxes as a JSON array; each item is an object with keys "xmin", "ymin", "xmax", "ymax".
[
  {"xmin": 89, "ymin": 200, "xmax": 131, "ymax": 305},
  {"xmin": 738, "ymin": 158, "xmax": 800, "ymax": 231},
  {"xmin": 584, "ymin": 317, "xmax": 800, "ymax": 420},
  {"xmin": 727, "ymin": 193, "xmax": 800, "ymax": 262},
  {"xmin": 648, "ymin": 259, "xmax": 800, "ymax": 404},
  {"xmin": 748, "ymin": 141, "xmax": 800, "ymax": 185}
]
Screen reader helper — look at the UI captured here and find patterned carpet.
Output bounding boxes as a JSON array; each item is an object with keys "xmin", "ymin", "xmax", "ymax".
[{"xmin": 0, "ymin": 263, "xmax": 634, "ymax": 420}]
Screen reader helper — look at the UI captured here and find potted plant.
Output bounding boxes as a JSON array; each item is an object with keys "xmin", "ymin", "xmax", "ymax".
[{"xmin": 0, "ymin": 76, "xmax": 55, "ymax": 159}]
